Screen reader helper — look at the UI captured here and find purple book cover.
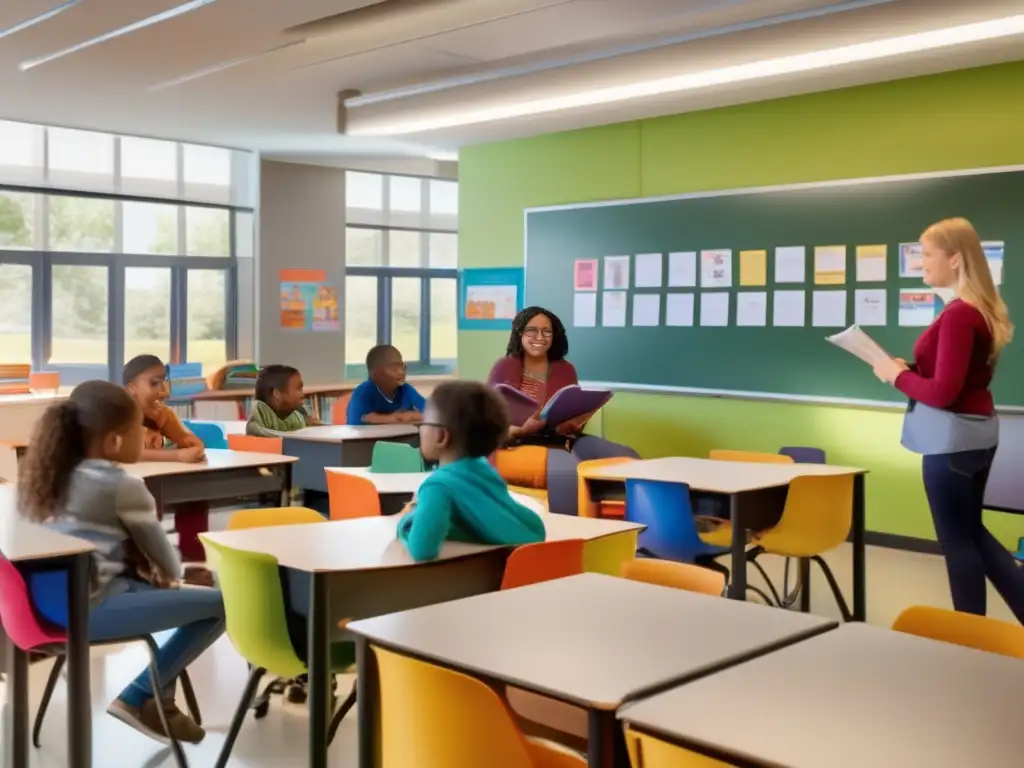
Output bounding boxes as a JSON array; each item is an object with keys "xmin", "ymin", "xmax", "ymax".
[
  {"xmin": 494, "ymin": 384, "xmax": 540, "ymax": 427},
  {"xmin": 539, "ymin": 386, "xmax": 612, "ymax": 427}
]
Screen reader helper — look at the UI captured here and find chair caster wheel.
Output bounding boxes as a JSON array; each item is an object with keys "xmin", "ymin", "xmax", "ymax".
[{"xmin": 252, "ymin": 699, "xmax": 270, "ymax": 719}]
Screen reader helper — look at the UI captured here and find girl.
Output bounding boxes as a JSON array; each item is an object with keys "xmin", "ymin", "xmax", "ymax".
[
  {"xmin": 398, "ymin": 381, "xmax": 545, "ymax": 561},
  {"xmin": 246, "ymin": 364, "xmax": 323, "ymax": 435},
  {"xmin": 18, "ymin": 380, "xmax": 225, "ymax": 744}
]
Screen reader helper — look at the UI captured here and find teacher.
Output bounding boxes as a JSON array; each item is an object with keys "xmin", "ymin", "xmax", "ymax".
[
  {"xmin": 873, "ymin": 217, "xmax": 1023, "ymax": 623},
  {"xmin": 488, "ymin": 306, "xmax": 639, "ymax": 515}
]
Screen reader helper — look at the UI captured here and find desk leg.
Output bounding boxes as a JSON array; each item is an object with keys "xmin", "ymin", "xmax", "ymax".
[
  {"xmin": 852, "ymin": 474, "xmax": 867, "ymax": 622},
  {"xmin": 281, "ymin": 464, "xmax": 293, "ymax": 508},
  {"xmin": 67, "ymin": 552, "xmax": 92, "ymax": 768},
  {"xmin": 308, "ymin": 573, "xmax": 330, "ymax": 768},
  {"xmin": 3, "ymin": 636, "xmax": 28, "ymax": 768},
  {"xmin": 587, "ymin": 709, "xmax": 628, "ymax": 768},
  {"xmin": 726, "ymin": 494, "xmax": 746, "ymax": 600},
  {"xmin": 355, "ymin": 638, "xmax": 379, "ymax": 768}
]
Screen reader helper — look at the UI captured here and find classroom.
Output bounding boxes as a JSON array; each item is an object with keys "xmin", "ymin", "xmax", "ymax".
[{"xmin": 2, "ymin": 1, "xmax": 1024, "ymax": 767}]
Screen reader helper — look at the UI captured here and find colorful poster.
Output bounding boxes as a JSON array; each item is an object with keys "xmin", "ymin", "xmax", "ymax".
[
  {"xmin": 813, "ymin": 245, "xmax": 847, "ymax": 285},
  {"xmin": 983, "ymin": 241, "xmax": 1005, "ymax": 286},
  {"xmin": 899, "ymin": 242, "xmax": 924, "ymax": 278},
  {"xmin": 898, "ymin": 290, "xmax": 939, "ymax": 327},
  {"xmin": 459, "ymin": 267, "xmax": 524, "ymax": 330},
  {"xmin": 279, "ymin": 270, "xmax": 340, "ymax": 332},
  {"xmin": 739, "ymin": 250, "xmax": 767, "ymax": 286},
  {"xmin": 574, "ymin": 259, "xmax": 598, "ymax": 291}
]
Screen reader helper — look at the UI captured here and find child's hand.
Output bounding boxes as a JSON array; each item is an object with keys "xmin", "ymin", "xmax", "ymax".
[{"xmin": 177, "ymin": 445, "xmax": 206, "ymax": 463}]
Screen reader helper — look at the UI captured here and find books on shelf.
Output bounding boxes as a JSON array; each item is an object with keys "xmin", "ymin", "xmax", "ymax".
[{"xmin": 495, "ymin": 383, "xmax": 612, "ymax": 429}]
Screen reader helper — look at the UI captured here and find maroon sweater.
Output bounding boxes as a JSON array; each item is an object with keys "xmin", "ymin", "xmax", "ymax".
[
  {"xmin": 487, "ymin": 357, "xmax": 579, "ymax": 407},
  {"xmin": 894, "ymin": 299, "xmax": 994, "ymax": 416}
]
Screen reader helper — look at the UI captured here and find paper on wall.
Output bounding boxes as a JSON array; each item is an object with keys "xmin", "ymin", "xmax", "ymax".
[
  {"xmin": 634, "ymin": 253, "xmax": 664, "ymax": 288},
  {"xmin": 855, "ymin": 245, "xmax": 887, "ymax": 282},
  {"xmin": 854, "ymin": 288, "xmax": 887, "ymax": 327},
  {"xmin": 573, "ymin": 292, "xmax": 597, "ymax": 327},
  {"xmin": 814, "ymin": 245, "xmax": 847, "ymax": 285},
  {"xmin": 775, "ymin": 246, "xmax": 806, "ymax": 283},
  {"xmin": 736, "ymin": 292, "xmax": 767, "ymax": 326},
  {"xmin": 699, "ymin": 292, "xmax": 729, "ymax": 326},
  {"xmin": 604, "ymin": 256, "xmax": 631, "ymax": 290},
  {"xmin": 601, "ymin": 291, "xmax": 627, "ymax": 327},
  {"xmin": 812, "ymin": 290, "xmax": 847, "ymax": 327},
  {"xmin": 632, "ymin": 293, "xmax": 661, "ymax": 326},
  {"xmin": 825, "ymin": 324, "xmax": 892, "ymax": 367},
  {"xmin": 668, "ymin": 251, "xmax": 697, "ymax": 287},
  {"xmin": 665, "ymin": 293, "xmax": 695, "ymax": 326},
  {"xmin": 700, "ymin": 249, "xmax": 733, "ymax": 288},
  {"xmin": 773, "ymin": 290, "xmax": 805, "ymax": 327}
]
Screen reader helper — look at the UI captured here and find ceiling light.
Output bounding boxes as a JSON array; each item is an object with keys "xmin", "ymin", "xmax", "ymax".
[
  {"xmin": 147, "ymin": 39, "xmax": 306, "ymax": 91},
  {"xmin": 348, "ymin": 13, "xmax": 1024, "ymax": 136},
  {"xmin": 19, "ymin": 0, "xmax": 219, "ymax": 72},
  {"xmin": 0, "ymin": 0, "xmax": 86, "ymax": 42}
]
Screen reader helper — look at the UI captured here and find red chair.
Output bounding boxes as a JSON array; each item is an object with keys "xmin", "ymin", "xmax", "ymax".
[
  {"xmin": 325, "ymin": 470, "xmax": 382, "ymax": 520},
  {"xmin": 331, "ymin": 392, "xmax": 353, "ymax": 425},
  {"xmin": 500, "ymin": 539, "xmax": 585, "ymax": 590},
  {"xmin": 227, "ymin": 434, "xmax": 284, "ymax": 454}
]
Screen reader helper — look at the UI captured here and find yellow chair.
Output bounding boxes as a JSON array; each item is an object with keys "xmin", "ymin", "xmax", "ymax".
[
  {"xmin": 373, "ymin": 645, "xmax": 586, "ymax": 767},
  {"xmin": 577, "ymin": 457, "xmax": 634, "ymax": 519},
  {"xmin": 625, "ymin": 727, "xmax": 735, "ymax": 767},
  {"xmin": 226, "ymin": 507, "xmax": 325, "ymax": 530},
  {"xmin": 620, "ymin": 558, "xmax": 725, "ymax": 597},
  {"xmin": 509, "ymin": 485, "xmax": 550, "ymax": 510},
  {"xmin": 699, "ymin": 451, "xmax": 795, "ymax": 548},
  {"xmin": 892, "ymin": 606, "xmax": 1024, "ymax": 659}
]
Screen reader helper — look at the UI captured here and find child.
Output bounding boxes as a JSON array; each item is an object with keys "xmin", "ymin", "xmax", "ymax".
[
  {"xmin": 123, "ymin": 354, "xmax": 209, "ymax": 567},
  {"xmin": 18, "ymin": 380, "xmax": 224, "ymax": 745},
  {"xmin": 346, "ymin": 344, "xmax": 426, "ymax": 425},
  {"xmin": 246, "ymin": 364, "xmax": 322, "ymax": 436},
  {"xmin": 398, "ymin": 381, "xmax": 546, "ymax": 561}
]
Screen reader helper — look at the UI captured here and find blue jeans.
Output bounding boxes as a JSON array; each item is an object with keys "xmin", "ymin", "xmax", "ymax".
[{"xmin": 923, "ymin": 448, "xmax": 1024, "ymax": 623}]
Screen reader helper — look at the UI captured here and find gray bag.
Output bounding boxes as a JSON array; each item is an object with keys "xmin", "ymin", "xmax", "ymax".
[{"xmin": 900, "ymin": 399, "xmax": 999, "ymax": 455}]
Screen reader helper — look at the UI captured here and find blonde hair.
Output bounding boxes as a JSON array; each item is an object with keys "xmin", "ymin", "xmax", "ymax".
[{"xmin": 921, "ymin": 217, "xmax": 1013, "ymax": 362}]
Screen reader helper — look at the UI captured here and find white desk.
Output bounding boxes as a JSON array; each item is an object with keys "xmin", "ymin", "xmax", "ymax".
[
  {"xmin": 0, "ymin": 394, "xmax": 65, "ymax": 445},
  {"xmin": 618, "ymin": 623, "xmax": 1024, "ymax": 767},
  {"xmin": 283, "ymin": 425, "xmax": 420, "ymax": 494},
  {"xmin": 186, "ymin": 419, "xmax": 247, "ymax": 435},
  {"xmin": 288, "ymin": 424, "xmax": 418, "ymax": 443}
]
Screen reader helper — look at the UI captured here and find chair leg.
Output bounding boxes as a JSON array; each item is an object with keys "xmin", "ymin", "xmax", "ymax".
[
  {"xmin": 811, "ymin": 555, "xmax": 853, "ymax": 622},
  {"xmin": 215, "ymin": 666, "xmax": 266, "ymax": 768},
  {"xmin": 747, "ymin": 555, "xmax": 783, "ymax": 607},
  {"xmin": 696, "ymin": 555, "xmax": 730, "ymax": 583},
  {"xmin": 745, "ymin": 585, "xmax": 775, "ymax": 605},
  {"xmin": 32, "ymin": 655, "xmax": 65, "ymax": 748},
  {"xmin": 179, "ymin": 670, "xmax": 202, "ymax": 726},
  {"xmin": 141, "ymin": 636, "xmax": 189, "ymax": 768},
  {"xmin": 326, "ymin": 681, "xmax": 357, "ymax": 747}
]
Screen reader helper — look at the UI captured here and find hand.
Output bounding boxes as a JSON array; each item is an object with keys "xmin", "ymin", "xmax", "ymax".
[
  {"xmin": 395, "ymin": 411, "xmax": 421, "ymax": 424},
  {"xmin": 177, "ymin": 444, "xmax": 206, "ymax": 463},
  {"xmin": 872, "ymin": 356, "xmax": 908, "ymax": 384},
  {"xmin": 521, "ymin": 413, "xmax": 547, "ymax": 435}
]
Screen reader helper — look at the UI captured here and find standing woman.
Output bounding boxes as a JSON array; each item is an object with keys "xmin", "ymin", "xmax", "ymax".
[
  {"xmin": 873, "ymin": 217, "xmax": 1024, "ymax": 622},
  {"xmin": 488, "ymin": 306, "xmax": 639, "ymax": 515}
]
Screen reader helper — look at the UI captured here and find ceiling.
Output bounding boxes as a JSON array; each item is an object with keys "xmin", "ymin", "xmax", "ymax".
[{"xmin": 0, "ymin": 0, "xmax": 1021, "ymax": 166}]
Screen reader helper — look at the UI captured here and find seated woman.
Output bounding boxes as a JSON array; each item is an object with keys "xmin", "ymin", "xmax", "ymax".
[{"xmin": 488, "ymin": 306, "xmax": 639, "ymax": 515}]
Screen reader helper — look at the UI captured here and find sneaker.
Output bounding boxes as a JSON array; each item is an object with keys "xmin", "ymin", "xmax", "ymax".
[{"xmin": 108, "ymin": 698, "xmax": 206, "ymax": 744}]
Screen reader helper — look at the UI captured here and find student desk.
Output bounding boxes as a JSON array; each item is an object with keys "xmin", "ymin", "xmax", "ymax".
[
  {"xmin": 282, "ymin": 425, "xmax": 419, "ymax": 493},
  {"xmin": 0, "ymin": 394, "xmax": 64, "ymax": 446},
  {"xmin": 583, "ymin": 458, "xmax": 869, "ymax": 619},
  {"xmin": 347, "ymin": 572, "xmax": 836, "ymax": 768},
  {"xmin": 619, "ymin": 622, "xmax": 1024, "ymax": 767},
  {"xmin": 0, "ymin": 486, "xmax": 94, "ymax": 768}
]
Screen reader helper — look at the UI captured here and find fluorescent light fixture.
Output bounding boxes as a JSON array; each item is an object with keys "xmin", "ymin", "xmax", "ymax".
[
  {"xmin": 147, "ymin": 39, "xmax": 306, "ymax": 92},
  {"xmin": 19, "ymin": 0, "xmax": 219, "ymax": 72},
  {"xmin": 348, "ymin": 13, "xmax": 1024, "ymax": 136},
  {"xmin": 426, "ymin": 150, "xmax": 459, "ymax": 162},
  {"xmin": 0, "ymin": 0, "xmax": 86, "ymax": 42}
]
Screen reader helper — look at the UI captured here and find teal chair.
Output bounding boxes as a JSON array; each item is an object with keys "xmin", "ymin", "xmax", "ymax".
[
  {"xmin": 202, "ymin": 538, "xmax": 356, "ymax": 768},
  {"xmin": 182, "ymin": 420, "xmax": 228, "ymax": 450},
  {"xmin": 1015, "ymin": 537, "xmax": 1023, "ymax": 561},
  {"xmin": 371, "ymin": 441, "xmax": 424, "ymax": 473}
]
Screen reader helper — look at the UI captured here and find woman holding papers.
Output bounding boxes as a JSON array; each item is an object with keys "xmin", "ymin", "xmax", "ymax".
[
  {"xmin": 872, "ymin": 218, "xmax": 1023, "ymax": 623},
  {"xmin": 488, "ymin": 306, "xmax": 638, "ymax": 515}
]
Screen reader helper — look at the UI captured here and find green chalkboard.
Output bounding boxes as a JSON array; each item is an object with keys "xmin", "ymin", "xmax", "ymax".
[{"xmin": 524, "ymin": 169, "xmax": 1024, "ymax": 406}]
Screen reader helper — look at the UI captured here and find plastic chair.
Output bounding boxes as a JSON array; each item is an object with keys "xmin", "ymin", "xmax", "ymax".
[
  {"xmin": 227, "ymin": 434, "xmax": 283, "ymax": 454},
  {"xmin": 0, "ymin": 554, "xmax": 196, "ymax": 767},
  {"xmin": 227, "ymin": 507, "xmax": 325, "ymax": 530},
  {"xmin": 1014, "ymin": 537, "xmax": 1023, "ymax": 562},
  {"xmin": 183, "ymin": 421, "xmax": 228, "ymax": 450},
  {"xmin": 708, "ymin": 449, "xmax": 794, "ymax": 464},
  {"xmin": 892, "ymin": 606, "xmax": 1024, "ymax": 659},
  {"xmin": 330, "ymin": 392, "xmax": 352, "ymax": 425},
  {"xmin": 371, "ymin": 440, "xmax": 424, "ymax": 473},
  {"xmin": 28, "ymin": 372, "xmax": 60, "ymax": 393},
  {"xmin": 779, "ymin": 446, "xmax": 826, "ymax": 464},
  {"xmin": 620, "ymin": 558, "xmax": 726, "ymax": 597},
  {"xmin": 577, "ymin": 457, "xmax": 633, "ymax": 519},
  {"xmin": 325, "ymin": 470, "xmax": 382, "ymax": 520},
  {"xmin": 501, "ymin": 539, "xmax": 585, "ymax": 590},
  {"xmin": 626, "ymin": 726, "xmax": 734, "ymax": 767},
  {"xmin": 373, "ymin": 644, "xmax": 586, "ymax": 767},
  {"xmin": 201, "ymin": 538, "xmax": 356, "ymax": 768}
]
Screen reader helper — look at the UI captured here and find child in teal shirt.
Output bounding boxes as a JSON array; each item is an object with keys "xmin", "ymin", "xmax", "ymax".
[{"xmin": 398, "ymin": 381, "xmax": 545, "ymax": 561}]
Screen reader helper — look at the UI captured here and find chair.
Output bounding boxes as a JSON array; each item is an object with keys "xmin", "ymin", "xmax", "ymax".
[
  {"xmin": 182, "ymin": 421, "xmax": 228, "ymax": 450},
  {"xmin": 892, "ymin": 606, "xmax": 1024, "ymax": 659},
  {"xmin": 577, "ymin": 457, "xmax": 633, "ymax": 519},
  {"xmin": 371, "ymin": 440, "xmax": 424, "ymax": 473},
  {"xmin": 779, "ymin": 446, "xmax": 826, "ymax": 464},
  {"xmin": 373, "ymin": 644, "xmax": 586, "ymax": 767},
  {"xmin": 501, "ymin": 539, "xmax": 585, "ymax": 590},
  {"xmin": 0, "ymin": 555, "xmax": 196, "ymax": 768},
  {"xmin": 620, "ymin": 558, "xmax": 726, "ymax": 597},
  {"xmin": 325, "ymin": 470, "xmax": 382, "ymax": 520},
  {"xmin": 1015, "ymin": 537, "xmax": 1023, "ymax": 562},
  {"xmin": 227, "ymin": 507, "xmax": 325, "ymax": 530},
  {"xmin": 227, "ymin": 434, "xmax": 283, "ymax": 454},
  {"xmin": 625, "ymin": 726, "xmax": 734, "ymax": 767},
  {"xmin": 330, "ymin": 392, "xmax": 352, "ymax": 425},
  {"xmin": 202, "ymin": 538, "xmax": 357, "ymax": 768},
  {"xmin": 28, "ymin": 372, "xmax": 60, "ymax": 393},
  {"xmin": 708, "ymin": 449, "xmax": 794, "ymax": 464}
]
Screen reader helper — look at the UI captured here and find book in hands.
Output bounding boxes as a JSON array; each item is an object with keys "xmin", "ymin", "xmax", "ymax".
[
  {"xmin": 494, "ymin": 384, "xmax": 542, "ymax": 427},
  {"xmin": 494, "ymin": 383, "xmax": 613, "ymax": 429},
  {"xmin": 826, "ymin": 324, "xmax": 892, "ymax": 367}
]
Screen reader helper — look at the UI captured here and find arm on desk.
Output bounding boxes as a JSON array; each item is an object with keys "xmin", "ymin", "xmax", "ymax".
[{"xmin": 397, "ymin": 484, "xmax": 452, "ymax": 561}]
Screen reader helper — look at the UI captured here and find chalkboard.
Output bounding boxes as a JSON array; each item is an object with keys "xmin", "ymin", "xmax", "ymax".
[{"xmin": 524, "ymin": 168, "xmax": 1024, "ymax": 407}]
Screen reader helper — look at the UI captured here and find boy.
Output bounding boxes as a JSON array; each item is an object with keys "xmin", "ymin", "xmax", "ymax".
[
  {"xmin": 346, "ymin": 344, "xmax": 426, "ymax": 425},
  {"xmin": 246, "ymin": 364, "xmax": 322, "ymax": 436}
]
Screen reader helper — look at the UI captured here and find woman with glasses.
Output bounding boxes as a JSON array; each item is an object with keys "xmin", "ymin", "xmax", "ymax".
[{"xmin": 488, "ymin": 306, "xmax": 638, "ymax": 515}]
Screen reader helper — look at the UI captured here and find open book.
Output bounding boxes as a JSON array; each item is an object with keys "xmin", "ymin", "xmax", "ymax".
[
  {"xmin": 825, "ymin": 324, "xmax": 892, "ymax": 367},
  {"xmin": 494, "ymin": 383, "xmax": 613, "ymax": 429}
]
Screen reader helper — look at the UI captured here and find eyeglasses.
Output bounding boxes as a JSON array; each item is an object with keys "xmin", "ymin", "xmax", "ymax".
[
  {"xmin": 417, "ymin": 422, "xmax": 443, "ymax": 431},
  {"xmin": 523, "ymin": 327, "xmax": 553, "ymax": 338}
]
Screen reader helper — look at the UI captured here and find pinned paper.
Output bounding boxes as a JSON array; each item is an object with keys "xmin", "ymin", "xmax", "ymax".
[
  {"xmin": 700, "ymin": 249, "xmax": 733, "ymax": 288},
  {"xmin": 573, "ymin": 259, "xmax": 598, "ymax": 291},
  {"xmin": 573, "ymin": 292, "xmax": 597, "ymax": 327},
  {"xmin": 775, "ymin": 246, "xmax": 806, "ymax": 284},
  {"xmin": 632, "ymin": 293, "xmax": 661, "ymax": 326},
  {"xmin": 604, "ymin": 256, "xmax": 630, "ymax": 290},
  {"xmin": 812, "ymin": 290, "xmax": 847, "ymax": 327},
  {"xmin": 634, "ymin": 253, "xmax": 664, "ymax": 288},
  {"xmin": 899, "ymin": 243, "xmax": 923, "ymax": 278},
  {"xmin": 854, "ymin": 288, "xmax": 887, "ymax": 327},
  {"xmin": 665, "ymin": 293, "xmax": 694, "ymax": 326},
  {"xmin": 898, "ymin": 290, "xmax": 938, "ymax": 327},
  {"xmin": 739, "ymin": 250, "xmax": 767, "ymax": 286},
  {"xmin": 602, "ymin": 291, "xmax": 627, "ymax": 327},
  {"xmin": 855, "ymin": 245, "xmax": 887, "ymax": 282},
  {"xmin": 700, "ymin": 292, "xmax": 729, "ymax": 326},
  {"xmin": 736, "ymin": 292, "xmax": 767, "ymax": 326},
  {"xmin": 773, "ymin": 290, "xmax": 806, "ymax": 327},
  {"xmin": 814, "ymin": 245, "xmax": 847, "ymax": 285},
  {"xmin": 983, "ymin": 241, "xmax": 1004, "ymax": 286},
  {"xmin": 668, "ymin": 251, "xmax": 697, "ymax": 287}
]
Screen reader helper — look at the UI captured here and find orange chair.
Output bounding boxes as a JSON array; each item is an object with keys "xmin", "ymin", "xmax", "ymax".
[
  {"xmin": 620, "ymin": 558, "xmax": 725, "ymax": 596},
  {"xmin": 708, "ymin": 449, "xmax": 794, "ymax": 464},
  {"xmin": 892, "ymin": 605, "xmax": 1024, "ymax": 659},
  {"xmin": 577, "ymin": 457, "xmax": 634, "ymax": 518},
  {"xmin": 331, "ymin": 392, "xmax": 353, "ymax": 425},
  {"xmin": 227, "ymin": 434, "xmax": 283, "ymax": 454},
  {"xmin": 500, "ymin": 539, "xmax": 585, "ymax": 591},
  {"xmin": 28, "ymin": 372, "xmax": 60, "ymax": 393},
  {"xmin": 325, "ymin": 470, "xmax": 381, "ymax": 520}
]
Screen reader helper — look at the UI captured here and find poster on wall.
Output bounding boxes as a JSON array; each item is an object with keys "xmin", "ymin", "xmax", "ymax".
[
  {"xmin": 458, "ymin": 267, "xmax": 525, "ymax": 330},
  {"xmin": 279, "ymin": 269, "xmax": 340, "ymax": 332}
]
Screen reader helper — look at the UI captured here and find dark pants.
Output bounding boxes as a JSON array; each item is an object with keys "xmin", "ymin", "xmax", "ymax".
[{"xmin": 923, "ymin": 448, "xmax": 1024, "ymax": 623}]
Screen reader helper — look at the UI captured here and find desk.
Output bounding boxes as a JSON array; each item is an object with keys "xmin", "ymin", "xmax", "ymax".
[
  {"xmin": 619, "ymin": 623, "xmax": 1024, "ymax": 767},
  {"xmin": 0, "ymin": 394, "xmax": 64, "ymax": 445},
  {"xmin": 1, "ymin": 487, "xmax": 94, "ymax": 768},
  {"xmin": 348, "ymin": 573, "xmax": 836, "ymax": 768},
  {"xmin": 282, "ymin": 425, "xmax": 419, "ymax": 493},
  {"xmin": 584, "ymin": 458, "xmax": 868, "ymax": 619}
]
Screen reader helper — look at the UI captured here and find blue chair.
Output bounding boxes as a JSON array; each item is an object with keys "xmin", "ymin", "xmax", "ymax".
[
  {"xmin": 1015, "ymin": 537, "xmax": 1023, "ymax": 561},
  {"xmin": 779, "ymin": 446, "xmax": 826, "ymax": 464},
  {"xmin": 624, "ymin": 478, "xmax": 729, "ymax": 578},
  {"xmin": 183, "ymin": 420, "xmax": 228, "ymax": 450}
]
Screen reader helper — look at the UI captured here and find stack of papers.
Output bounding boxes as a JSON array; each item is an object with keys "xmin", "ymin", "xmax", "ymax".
[{"xmin": 825, "ymin": 324, "xmax": 891, "ymax": 366}]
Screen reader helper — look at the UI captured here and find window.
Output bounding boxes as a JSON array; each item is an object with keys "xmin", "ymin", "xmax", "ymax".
[
  {"xmin": 346, "ymin": 227, "xmax": 383, "ymax": 266},
  {"xmin": 187, "ymin": 270, "xmax": 228, "ymax": 373},
  {"xmin": 50, "ymin": 265, "xmax": 109, "ymax": 365},
  {"xmin": 0, "ymin": 192, "xmax": 35, "ymax": 249},
  {"xmin": 391, "ymin": 278, "xmax": 421, "ymax": 361},
  {"xmin": 429, "ymin": 232, "xmax": 457, "ymax": 268},
  {"xmin": 347, "ymin": 172, "xmax": 384, "ymax": 212},
  {"xmin": 345, "ymin": 276, "xmax": 377, "ymax": 365},
  {"xmin": 389, "ymin": 176, "xmax": 422, "ymax": 212},
  {"xmin": 389, "ymin": 230, "xmax": 421, "ymax": 267},
  {"xmin": 49, "ymin": 196, "xmax": 115, "ymax": 252},
  {"xmin": 430, "ymin": 279, "xmax": 457, "ymax": 364},
  {"xmin": 47, "ymin": 128, "xmax": 115, "ymax": 190},
  {"xmin": 0, "ymin": 120, "xmax": 43, "ymax": 185},
  {"xmin": 0, "ymin": 263, "xmax": 32, "ymax": 363},
  {"xmin": 124, "ymin": 268, "xmax": 171, "ymax": 361},
  {"xmin": 120, "ymin": 136, "xmax": 178, "ymax": 198},
  {"xmin": 183, "ymin": 144, "xmax": 231, "ymax": 204},
  {"xmin": 186, "ymin": 207, "xmax": 230, "ymax": 256},
  {"xmin": 122, "ymin": 202, "xmax": 178, "ymax": 255},
  {"xmin": 429, "ymin": 180, "xmax": 458, "ymax": 216}
]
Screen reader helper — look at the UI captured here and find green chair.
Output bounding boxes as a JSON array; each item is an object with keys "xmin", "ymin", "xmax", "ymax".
[
  {"xmin": 202, "ymin": 538, "xmax": 357, "ymax": 768},
  {"xmin": 371, "ymin": 441, "xmax": 424, "ymax": 473}
]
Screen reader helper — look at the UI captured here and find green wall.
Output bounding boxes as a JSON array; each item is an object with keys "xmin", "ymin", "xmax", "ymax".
[{"xmin": 458, "ymin": 61, "xmax": 1024, "ymax": 544}]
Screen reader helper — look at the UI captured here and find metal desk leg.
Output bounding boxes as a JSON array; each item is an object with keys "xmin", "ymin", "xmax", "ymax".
[
  {"xmin": 3, "ymin": 636, "xmax": 29, "ymax": 768},
  {"xmin": 281, "ymin": 463, "xmax": 293, "ymax": 508},
  {"xmin": 852, "ymin": 474, "xmax": 867, "ymax": 621},
  {"xmin": 356, "ymin": 638, "xmax": 380, "ymax": 768},
  {"xmin": 308, "ymin": 573, "xmax": 330, "ymax": 768},
  {"xmin": 587, "ymin": 709, "xmax": 628, "ymax": 768},
  {"xmin": 67, "ymin": 552, "xmax": 92, "ymax": 768},
  {"xmin": 726, "ymin": 494, "xmax": 746, "ymax": 600}
]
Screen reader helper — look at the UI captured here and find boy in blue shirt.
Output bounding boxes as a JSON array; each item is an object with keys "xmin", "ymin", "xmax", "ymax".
[{"xmin": 346, "ymin": 344, "xmax": 426, "ymax": 425}]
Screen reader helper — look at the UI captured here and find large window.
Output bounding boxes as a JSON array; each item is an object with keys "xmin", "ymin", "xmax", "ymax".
[
  {"xmin": 0, "ymin": 119, "xmax": 253, "ymax": 385},
  {"xmin": 345, "ymin": 172, "xmax": 458, "ymax": 376}
]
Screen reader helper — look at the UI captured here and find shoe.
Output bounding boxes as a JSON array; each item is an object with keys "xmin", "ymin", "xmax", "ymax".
[
  {"xmin": 286, "ymin": 675, "xmax": 308, "ymax": 704},
  {"xmin": 108, "ymin": 698, "xmax": 206, "ymax": 744}
]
